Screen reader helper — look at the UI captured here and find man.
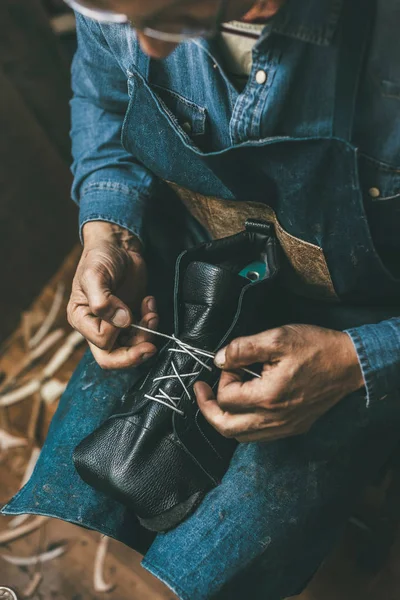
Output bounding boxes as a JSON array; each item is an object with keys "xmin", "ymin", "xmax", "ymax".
[{"xmin": 3, "ymin": 0, "xmax": 400, "ymax": 598}]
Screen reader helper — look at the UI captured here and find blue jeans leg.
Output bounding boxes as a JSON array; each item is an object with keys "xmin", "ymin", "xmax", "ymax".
[{"xmin": 142, "ymin": 389, "xmax": 400, "ymax": 600}]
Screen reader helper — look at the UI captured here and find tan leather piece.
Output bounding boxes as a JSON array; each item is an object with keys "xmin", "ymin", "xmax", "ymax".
[{"xmin": 167, "ymin": 182, "xmax": 339, "ymax": 301}]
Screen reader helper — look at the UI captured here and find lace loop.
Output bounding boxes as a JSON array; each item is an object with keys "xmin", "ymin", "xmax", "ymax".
[{"xmin": 131, "ymin": 323, "xmax": 261, "ymax": 417}]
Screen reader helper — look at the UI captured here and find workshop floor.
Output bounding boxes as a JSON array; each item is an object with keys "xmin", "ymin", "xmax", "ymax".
[{"xmin": 1, "ymin": 444, "xmax": 399, "ymax": 600}]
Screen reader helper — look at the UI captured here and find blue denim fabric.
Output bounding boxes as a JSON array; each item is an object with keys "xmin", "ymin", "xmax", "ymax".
[
  {"xmin": 345, "ymin": 320, "xmax": 400, "ymax": 406},
  {"xmin": 3, "ymin": 347, "xmax": 400, "ymax": 599},
  {"xmin": 3, "ymin": 2, "xmax": 400, "ymax": 599},
  {"xmin": 69, "ymin": 0, "xmax": 400, "ymax": 404},
  {"xmin": 142, "ymin": 388, "xmax": 400, "ymax": 599}
]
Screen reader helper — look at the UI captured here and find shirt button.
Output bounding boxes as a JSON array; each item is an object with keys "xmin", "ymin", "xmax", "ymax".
[
  {"xmin": 368, "ymin": 187, "xmax": 380, "ymax": 199},
  {"xmin": 255, "ymin": 70, "xmax": 267, "ymax": 84},
  {"xmin": 182, "ymin": 122, "xmax": 192, "ymax": 134}
]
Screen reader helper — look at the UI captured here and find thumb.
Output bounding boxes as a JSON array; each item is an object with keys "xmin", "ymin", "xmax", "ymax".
[
  {"xmin": 214, "ymin": 332, "xmax": 278, "ymax": 370},
  {"xmin": 82, "ymin": 267, "xmax": 132, "ymax": 328}
]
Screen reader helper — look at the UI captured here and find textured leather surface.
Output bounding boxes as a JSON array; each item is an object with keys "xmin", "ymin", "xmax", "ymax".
[{"xmin": 73, "ymin": 224, "xmax": 280, "ymax": 531}]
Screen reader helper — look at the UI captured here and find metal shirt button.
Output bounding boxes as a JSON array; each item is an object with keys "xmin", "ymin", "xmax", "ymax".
[
  {"xmin": 255, "ymin": 70, "xmax": 267, "ymax": 84},
  {"xmin": 368, "ymin": 187, "xmax": 380, "ymax": 199},
  {"xmin": 182, "ymin": 121, "xmax": 192, "ymax": 134}
]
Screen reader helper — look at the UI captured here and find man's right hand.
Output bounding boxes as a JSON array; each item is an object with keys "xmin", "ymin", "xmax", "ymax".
[{"xmin": 67, "ymin": 221, "xmax": 158, "ymax": 369}]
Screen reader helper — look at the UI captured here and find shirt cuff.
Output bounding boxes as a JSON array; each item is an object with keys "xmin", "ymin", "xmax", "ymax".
[
  {"xmin": 345, "ymin": 318, "xmax": 400, "ymax": 406},
  {"xmin": 78, "ymin": 181, "xmax": 151, "ymax": 246}
]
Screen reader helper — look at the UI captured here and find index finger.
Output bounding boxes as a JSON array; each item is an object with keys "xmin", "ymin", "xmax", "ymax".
[
  {"xmin": 89, "ymin": 339, "xmax": 157, "ymax": 370},
  {"xmin": 195, "ymin": 381, "xmax": 264, "ymax": 439}
]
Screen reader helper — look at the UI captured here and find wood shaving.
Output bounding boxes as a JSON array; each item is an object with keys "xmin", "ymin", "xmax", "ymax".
[
  {"xmin": 29, "ymin": 328, "xmax": 65, "ymax": 362},
  {"xmin": 7, "ymin": 513, "xmax": 30, "ymax": 529},
  {"xmin": 21, "ymin": 448, "xmax": 41, "ymax": 486},
  {"xmin": 22, "ymin": 572, "xmax": 43, "ymax": 598},
  {"xmin": 1, "ymin": 543, "xmax": 66, "ymax": 565},
  {"xmin": 0, "ymin": 429, "xmax": 28, "ymax": 451},
  {"xmin": 0, "ymin": 331, "xmax": 82, "ymax": 407},
  {"xmin": 94, "ymin": 535, "xmax": 114, "ymax": 593},
  {"xmin": 22, "ymin": 311, "xmax": 32, "ymax": 353},
  {"xmin": 8, "ymin": 447, "xmax": 41, "ymax": 529},
  {"xmin": 0, "ymin": 329, "xmax": 65, "ymax": 394},
  {"xmin": 27, "ymin": 393, "xmax": 42, "ymax": 441},
  {"xmin": 0, "ymin": 380, "xmax": 41, "ymax": 407},
  {"xmin": 29, "ymin": 282, "xmax": 65, "ymax": 349},
  {"xmin": 40, "ymin": 379, "xmax": 67, "ymax": 405},
  {"xmin": 42, "ymin": 330, "xmax": 85, "ymax": 379},
  {"xmin": 0, "ymin": 516, "xmax": 48, "ymax": 544}
]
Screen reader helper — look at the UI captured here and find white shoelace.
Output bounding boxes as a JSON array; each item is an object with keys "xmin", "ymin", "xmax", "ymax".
[{"xmin": 131, "ymin": 323, "xmax": 260, "ymax": 416}]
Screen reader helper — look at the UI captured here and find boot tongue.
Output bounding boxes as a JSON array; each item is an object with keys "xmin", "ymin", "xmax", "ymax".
[{"xmin": 179, "ymin": 261, "xmax": 247, "ymax": 349}]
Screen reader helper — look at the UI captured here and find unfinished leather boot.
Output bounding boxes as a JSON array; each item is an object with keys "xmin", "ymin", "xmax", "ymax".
[{"xmin": 73, "ymin": 221, "xmax": 280, "ymax": 532}]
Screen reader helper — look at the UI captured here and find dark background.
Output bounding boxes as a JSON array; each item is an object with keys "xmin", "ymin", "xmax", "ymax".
[{"xmin": 0, "ymin": 0, "xmax": 78, "ymax": 343}]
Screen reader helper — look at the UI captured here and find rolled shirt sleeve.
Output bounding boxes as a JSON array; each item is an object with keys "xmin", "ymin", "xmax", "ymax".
[
  {"xmin": 70, "ymin": 14, "xmax": 156, "ymax": 244},
  {"xmin": 345, "ymin": 318, "xmax": 400, "ymax": 406}
]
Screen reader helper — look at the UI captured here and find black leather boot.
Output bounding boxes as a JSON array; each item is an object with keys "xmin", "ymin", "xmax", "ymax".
[{"xmin": 73, "ymin": 221, "xmax": 280, "ymax": 532}]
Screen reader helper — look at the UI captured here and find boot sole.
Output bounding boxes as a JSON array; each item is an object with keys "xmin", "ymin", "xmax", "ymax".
[{"xmin": 137, "ymin": 490, "xmax": 204, "ymax": 532}]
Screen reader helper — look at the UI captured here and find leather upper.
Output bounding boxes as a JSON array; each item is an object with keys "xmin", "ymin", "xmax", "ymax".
[{"xmin": 73, "ymin": 223, "xmax": 280, "ymax": 530}]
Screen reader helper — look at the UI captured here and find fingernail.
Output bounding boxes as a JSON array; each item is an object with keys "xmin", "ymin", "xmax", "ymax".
[
  {"xmin": 148, "ymin": 317, "xmax": 158, "ymax": 331},
  {"xmin": 141, "ymin": 351, "xmax": 156, "ymax": 362},
  {"xmin": 148, "ymin": 297, "xmax": 157, "ymax": 312},
  {"xmin": 112, "ymin": 308, "xmax": 129, "ymax": 328},
  {"xmin": 214, "ymin": 348, "xmax": 226, "ymax": 368},
  {"xmin": 193, "ymin": 382, "xmax": 202, "ymax": 395}
]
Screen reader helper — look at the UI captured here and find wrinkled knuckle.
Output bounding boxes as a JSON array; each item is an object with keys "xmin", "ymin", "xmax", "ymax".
[
  {"xmin": 90, "ymin": 298, "xmax": 109, "ymax": 316},
  {"xmin": 227, "ymin": 338, "xmax": 242, "ymax": 363},
  {"xmin": 228, "ymin": 337, "xmax": 254, "ymax": 364},
  {"xmin": 269, "ymin": 328, "xmax": 286, "ymax": 349}
]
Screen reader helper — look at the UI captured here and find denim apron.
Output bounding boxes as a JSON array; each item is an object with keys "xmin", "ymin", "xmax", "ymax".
[
  {"xmin": 3, "ymin": 0, "xmax": 400, "ymax": 564},
  {"xmin": 120, "ymin": 0, "xmax": 400, "ymax": 309}
]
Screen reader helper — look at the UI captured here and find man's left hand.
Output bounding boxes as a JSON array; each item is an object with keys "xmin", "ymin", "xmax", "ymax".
[{"xmin": 195, "ymin": 324, "xmax": 364, "ymax": 443}]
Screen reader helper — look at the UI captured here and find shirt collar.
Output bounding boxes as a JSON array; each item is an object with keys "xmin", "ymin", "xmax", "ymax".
[{"xmin": 269, "ymin": 0, "xmax": 343, "ymax": 46}]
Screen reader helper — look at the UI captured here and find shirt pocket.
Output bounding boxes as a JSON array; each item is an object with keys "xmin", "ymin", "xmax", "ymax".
[
  {"xmin": 359, "ymin": 153, "xmax": 400, "ymax": 274},
  {"xmin": 127, "ymin": 72, "xmax": 208, "ymax": 150},
  {"xmin": 150, "ymin": 84, "xmax": 207, "ymax": 140}
]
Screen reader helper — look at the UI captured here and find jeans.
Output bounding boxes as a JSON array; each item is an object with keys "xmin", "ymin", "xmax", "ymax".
[{"xmin": 3, "ymin": 207, "xmax": 400, "ymax": 598}]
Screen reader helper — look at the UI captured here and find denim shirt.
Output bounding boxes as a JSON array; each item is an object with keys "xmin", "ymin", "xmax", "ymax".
[{"xmin": 70, "ymin": 0, "xmax": 400, "ymax": 406}]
